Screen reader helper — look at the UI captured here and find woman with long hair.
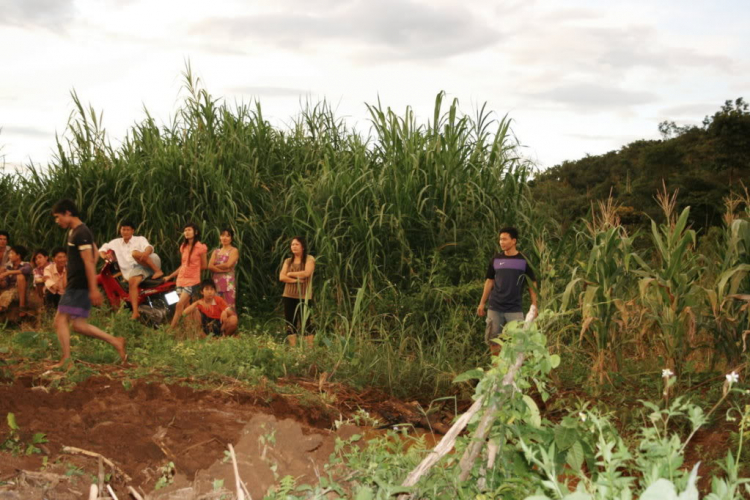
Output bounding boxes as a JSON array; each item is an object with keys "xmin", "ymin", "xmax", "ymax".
[
  {"xmin": 165, "ymin": 222, "xmax": 208, "ymax": 329},
  {"xmin": 208, "ymin": 227, "xmax": 239, "ymax": 308},
  {"xmin": 278, "ymin": 236, "xmax": 316, "ymax": 347}
]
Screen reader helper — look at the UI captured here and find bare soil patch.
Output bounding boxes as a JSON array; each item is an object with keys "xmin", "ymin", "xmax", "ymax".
[{"xmin": 0, "ymin": 361, "xmax": 449, "ymax": 499}]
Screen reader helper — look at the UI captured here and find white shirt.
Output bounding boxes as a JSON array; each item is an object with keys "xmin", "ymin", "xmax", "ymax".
[
  {"xmin": 44, "ymin": 263, "xmax": 67, "ymax": 294},
  {"xmin": 100, "ymin": 236, "xmax": 153, "ymax": 275}
]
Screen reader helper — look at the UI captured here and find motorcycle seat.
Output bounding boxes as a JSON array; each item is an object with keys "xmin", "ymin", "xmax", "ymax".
[
  {"xmin": 118, "ymin": 277, "xmax": 166, "ymax": 292},
  {"xmin": 140, "ymin": 278, "xmax": 165, "ymax": 288}
]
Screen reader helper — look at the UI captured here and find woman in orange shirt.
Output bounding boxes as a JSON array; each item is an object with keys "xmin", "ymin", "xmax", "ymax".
[{"xmin": 165, "ymin": 222, "xmax": 208, "ymax": 329}]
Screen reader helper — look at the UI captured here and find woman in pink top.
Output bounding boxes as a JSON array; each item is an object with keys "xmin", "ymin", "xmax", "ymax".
[{"xmin": 165, "ymin": 223, "xmax": 208, "ymax": 328}]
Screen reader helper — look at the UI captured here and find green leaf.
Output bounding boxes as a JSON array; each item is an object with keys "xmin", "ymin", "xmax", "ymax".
[
  {"xmin": 6, "ymin": 413, "xmax": 18, "ymax": 431},
  {"xmin": 566, "ymin": 441, "xmax": 584, "ymax": 472},
  {"xmin": 453, "ymin": 368, "xmax": 484, "ymax": 383},
  {"xmin": 562, "ymin": 492, "xmax": 593, "ymax": 500},
  {"xmin": 354, "ymin": 487, "xmax": 375, "ymax": 500},
  {"xmin": 549, "ymin": 354, "xmax": 561, "ymax": 369},
  {"xmin": 522, "ymin": 395, "xmax": 542, "ymax": 428},
  {"xmin": 677, "ymin": 463, "xmax": 700, "ymax": 500},
  {"xmin": 640, "ymin": 479, "xmax": 678, "ymax": 500},
  {"xmin": 554, "ymin": 425, "xmax": 578, "ymax": 451}
]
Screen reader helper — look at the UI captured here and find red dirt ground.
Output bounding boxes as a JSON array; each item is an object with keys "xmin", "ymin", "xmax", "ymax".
[{"xmin": 0, "ymin": 363, "xmax": 448, "ymax": 499}]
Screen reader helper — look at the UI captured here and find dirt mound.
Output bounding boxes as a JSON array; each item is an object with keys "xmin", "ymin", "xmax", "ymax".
[
  {"xmin": 0, "ymin": 367, "xmax": 448, "ymax": 498},
  {"xmin": 152, "ymin": 414, "xmax": 362, "ymax": 499}
]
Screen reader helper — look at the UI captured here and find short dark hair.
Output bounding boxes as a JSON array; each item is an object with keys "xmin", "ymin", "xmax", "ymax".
[
  {"xmin": 200, "ymin": 279, "xmax": 216, "ymax": 291},
  {"xmin": 0, "ymin": 230, "xmax": 9, "ymax": 242},
  {"xmin": 120, "ymin": 219, "xmax": 136, "ymax": 230},
  {"xmin": 10, "ymin": 245, "xmax": 28, "ymax": 260},
  {"xmin": 52, "ymin": 199, "xmax": 80, "ymax": 217},
  {"xmin": 32, "ymin": 248, "xmax": 49, "ymax": 261},
  {"xmin": 51, "ymin": 247, "xmax": 67, "ymax": 258},
  {"xmin": 499, "ymin": 226, "xmax": 519, "ymax": 240}
]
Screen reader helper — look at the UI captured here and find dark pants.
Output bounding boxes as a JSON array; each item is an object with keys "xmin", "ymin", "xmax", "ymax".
[
  {"xmin": 282, "ymin": 297, "xmax": 314, "ymax": 336},
  {"xmin": 45, "ymin": 292, "xmax": 62, "ymax": 309}
]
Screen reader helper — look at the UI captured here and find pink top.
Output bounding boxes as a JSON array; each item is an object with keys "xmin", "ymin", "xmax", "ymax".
[{"xmin": 176, "ymin": 242, "xmax": 207, "ymax": 287}]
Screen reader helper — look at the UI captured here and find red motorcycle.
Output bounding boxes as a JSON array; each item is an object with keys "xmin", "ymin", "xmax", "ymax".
[{"xmin": 97, "ymin": 259, "xmax": 179, "ymax": 325}]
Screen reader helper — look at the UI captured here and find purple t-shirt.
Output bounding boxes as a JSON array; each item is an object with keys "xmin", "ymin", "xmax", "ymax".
[{"xmin": 485, "ymin": 253, "xmax": 536, "ymax": 313}]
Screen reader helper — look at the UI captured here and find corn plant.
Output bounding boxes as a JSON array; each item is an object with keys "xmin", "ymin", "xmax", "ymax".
[
  {"xmin": 562, "ymin": 198, "xmax": 634, "ymax": 388},
  {"xmin": 704, "ymin": 192, "xmax": 750, "ymax": 367},
  {"xmin": 631, "ymin": 188, "xmax": 702, "ymax": 375}
]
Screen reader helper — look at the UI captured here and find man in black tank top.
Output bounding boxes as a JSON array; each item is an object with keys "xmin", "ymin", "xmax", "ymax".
[{"xmin": 50, "ymin": 199, "xmax": 127, "ymax": 368}]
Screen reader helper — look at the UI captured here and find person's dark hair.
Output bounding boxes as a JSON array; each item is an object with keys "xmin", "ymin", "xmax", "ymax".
[
  {"xmin": 180, "ymin": 222, "xmax": 201, "ymax": 260},
  {"xmin": 32, "ymin": 249, "xmax": 49, "ymax": 262},
  {"xmin": 200, "ymin": 279, "xmax": 216, "ymax": 291},
  {"xmin": 0, "ymin": 230, "xmax": 9, "ymax": 243},
  {"xmin": 290, "ymin": 236, "xmax": 308, "ymax": 267},
  {"xmin": 220, "ymin": 227, "xmax": 234, "ymax": 242},
  {"xmin": 51, "ymin": 199, "xmax": 80, "ymax": 217},
  {"xmin": 120, "ymin": 219, "xmax": 136, "ymax": 230},
  {"xmin": 10, "ymin": 245, "xmax": 28, "ymax": 260},
  {"xmin": 51, "ymin": 247, "xmax": 66, "ymax": 258},
  {"xmin": 499, "ymin": 226, "xmax": 519, "ymax": 241}
]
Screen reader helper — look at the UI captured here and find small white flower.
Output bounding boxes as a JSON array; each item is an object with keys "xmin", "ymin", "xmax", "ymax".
[
  {"xmin": 726, "ymin": 371, "xmax": 740, "ymax": 384},
  {"xmin": 662, "ymin": 369, "xmax": 674, "ymax": 378},
  {"xmin": 579, "ymin": 412, "xmax": 587, "ymax": 422}
]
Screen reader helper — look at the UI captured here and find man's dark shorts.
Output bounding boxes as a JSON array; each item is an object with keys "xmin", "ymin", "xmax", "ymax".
[
  {"xmin": 58, "ymin": 288, "xmax": 91, "ymax": 319},
  {"xmin": 201, "ymin": 312, "xmax": 222, "ymax": 336}
]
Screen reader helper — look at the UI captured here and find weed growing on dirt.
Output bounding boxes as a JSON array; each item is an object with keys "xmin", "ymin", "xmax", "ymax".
[
  {"xmin": 154, "ymin": 461, "xmax": 175, "ymax": 490},
  {"xmin": 1, "ymin": 413, "xmax": 47, "ymax": 456}
]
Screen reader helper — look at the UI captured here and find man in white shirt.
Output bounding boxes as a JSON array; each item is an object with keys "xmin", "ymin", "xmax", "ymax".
[{"xmin": 99, "ymin": 220, "xmax": 163, "ymax": 320}]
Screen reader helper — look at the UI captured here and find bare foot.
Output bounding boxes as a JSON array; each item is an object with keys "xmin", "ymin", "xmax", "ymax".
[
  {"xmin": 48, "ymin": 358, "xmax": 73, "ymax": 370},
  {"xmin": 131, "ymin": 312, "xmax": 140, "ymax": 320},
  {"xmin": 151, "ymin": 270, "xmax": 164, "ymax": 280},
  {"xmin": 114, "ymin": 337, "xmax": 128, "ymax": 365}
]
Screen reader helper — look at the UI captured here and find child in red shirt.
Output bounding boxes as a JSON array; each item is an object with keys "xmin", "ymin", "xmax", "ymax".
[{"xmin": 182, "ymin": 279, "xmax": 238, "ymax": 336}]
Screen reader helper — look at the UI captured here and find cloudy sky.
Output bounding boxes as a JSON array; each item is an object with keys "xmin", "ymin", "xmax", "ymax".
[{"xmin": 1, "ymin": 0, "xmax": 747, "ymax": 171}]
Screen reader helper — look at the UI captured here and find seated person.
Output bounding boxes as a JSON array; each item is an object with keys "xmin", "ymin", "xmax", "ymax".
[
  {"xmin": 0, "ymin": 245, "xmax": 32, "ymax": 313},
  {"xmin": 182, "ymin": 279, "xmax": 238, "ymax": 337},
  {"xmin": 31, "ymin": 249, "xmax": 50, "ymax": 299},
  {"xmin": 0, "ymin": 231, "xmax": 9, "ymax": 269},
  {"xmin": 99, "ymin": 219, "xmax": 163, "ymax": 319},
  {"xmin": 43, "ymin": 247, "xmax": 67, "ymax": 308}
]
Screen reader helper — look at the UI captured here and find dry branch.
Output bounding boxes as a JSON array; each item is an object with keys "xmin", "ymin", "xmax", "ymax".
[
  {"xmin": 398, "ymin": 311, "xmax": 535, "ymax": 497},
  {"xmin": 61, "ymin": 445, "xmax": 133, "ymax": 483}
]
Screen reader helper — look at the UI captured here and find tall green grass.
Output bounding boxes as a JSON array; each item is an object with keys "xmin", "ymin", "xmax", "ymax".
[{"xmin": 0, "ymin": 68, "xmax": 529, "ymax": 315}]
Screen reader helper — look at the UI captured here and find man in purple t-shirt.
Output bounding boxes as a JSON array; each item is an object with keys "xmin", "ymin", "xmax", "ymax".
[{"xmin": 477, "ymin": 226, "xmax": 538, "ymax": 355}]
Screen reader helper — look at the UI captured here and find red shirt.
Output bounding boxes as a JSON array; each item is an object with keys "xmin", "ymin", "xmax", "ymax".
[{"xmin": 196, "ymin": 296, "xmax": 228, "ymax": 320}]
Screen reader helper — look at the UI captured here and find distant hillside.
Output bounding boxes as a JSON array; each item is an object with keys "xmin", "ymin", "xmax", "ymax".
[{"xmin": 530, "ymin": 98, "xmax": 750, "ymax": 230}]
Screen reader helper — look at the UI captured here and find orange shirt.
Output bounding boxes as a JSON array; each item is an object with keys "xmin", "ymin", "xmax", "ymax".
[
  {"xmin": 176, "ymin": 242, "xmax": 207, "ymax": 287},
  {"xmin": 196, "ymin": 295, "xmax": 228, "ymax": 320}
]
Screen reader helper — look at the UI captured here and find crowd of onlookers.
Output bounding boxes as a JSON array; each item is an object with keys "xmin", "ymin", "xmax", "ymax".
[
  {"xmin": 0, "ymin": 219, "xmax": 316, "ymax": 345},
  {"xmin": 0, "ymin": 231, "xmax": 68, "ymax": 316}
]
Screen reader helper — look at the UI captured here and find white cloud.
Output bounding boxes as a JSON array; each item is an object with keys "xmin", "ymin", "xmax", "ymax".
[
  {"xmin": 0, "ymin": 0, "xmax": 76, "ymax": 29},
  {"xmin": 192, "ymin": 0, "xmax": 501, "ymax": 60},
  {"xmin": 0, "ymin": 0, "xmax": 747, "ymax": 170}
]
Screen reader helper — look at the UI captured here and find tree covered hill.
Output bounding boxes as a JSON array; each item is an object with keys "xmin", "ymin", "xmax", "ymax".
[{"xmin": 530, "ymin": 98, "xmax": 750, "ymax": 230}]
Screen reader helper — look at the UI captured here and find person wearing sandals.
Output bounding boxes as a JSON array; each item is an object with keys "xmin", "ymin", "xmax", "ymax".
[
  {"xmin": 164, "ymin": 222, "xmax": 208, "ymax": 329},
  {"xmin": 279, "ymin": 236, "xmax": 316, "ymax": 347},
  {"xmin": 208, "ymin": 227, "xmax": 238, "ymax": 308}
]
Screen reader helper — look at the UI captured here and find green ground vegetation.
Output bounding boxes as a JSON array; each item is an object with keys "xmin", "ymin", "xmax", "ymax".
[{"xmin": 1, "ymin": 69, "xmax": 750, "ymax": 498}]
